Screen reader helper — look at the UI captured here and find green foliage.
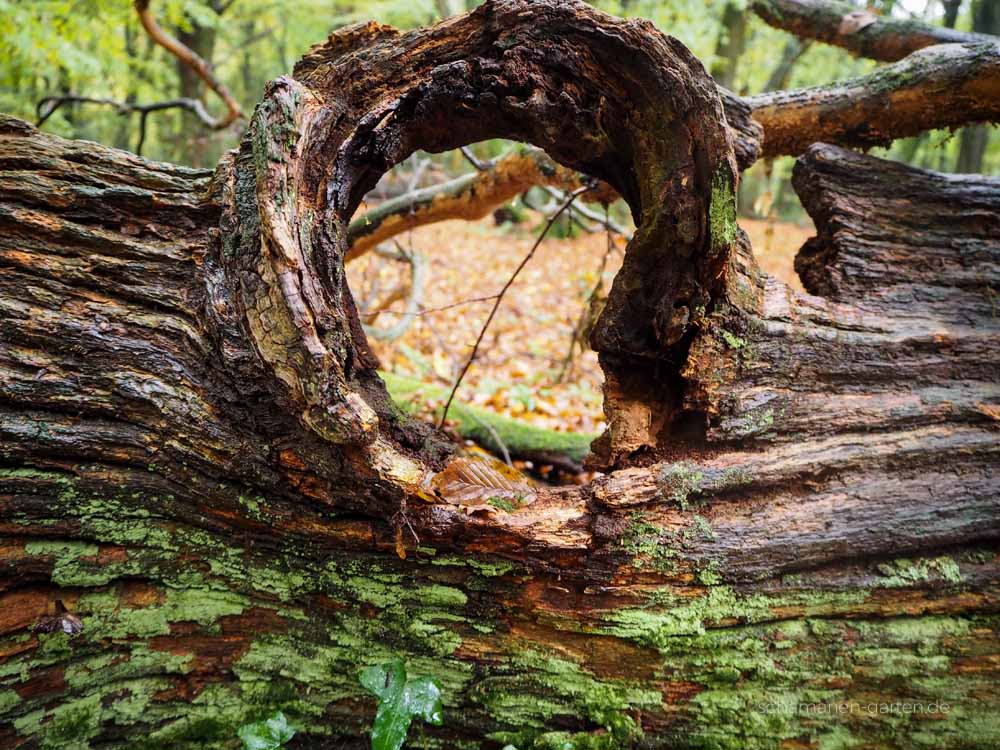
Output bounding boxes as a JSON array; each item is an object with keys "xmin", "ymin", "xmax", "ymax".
[
  {"xmin": 1, "ymin": 0, "xmax": 995, "ymax": 182},
  {"xmin": 237, "ymin": 711, "xmax": 295, "ymax": 750},
  {"xmin": 360, "ymin": 659, "xmax": 444, "ymax": 750}
]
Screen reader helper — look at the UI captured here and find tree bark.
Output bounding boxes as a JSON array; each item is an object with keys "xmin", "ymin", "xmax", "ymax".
[
  {"xmin": 956, "ymin": 0, "xmax": 1000, "ymax": 173},
  {"xmin": 347, "ymin": 42, "xmax": 1000, "ymax": 251},
  {"xmin": 1, "ymin": 2, "xmax": 998, "ymax": 749}
]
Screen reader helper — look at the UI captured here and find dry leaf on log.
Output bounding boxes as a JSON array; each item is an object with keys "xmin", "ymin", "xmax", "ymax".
[{"xmin": 430, "ymin": 455, "xmax": 537, "ymax": 514}]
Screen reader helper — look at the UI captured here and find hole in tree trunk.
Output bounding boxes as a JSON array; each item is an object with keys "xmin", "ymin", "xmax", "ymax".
[{"xmin": 343, "ymin": 140, "xmax": 636, "ymax": 483}]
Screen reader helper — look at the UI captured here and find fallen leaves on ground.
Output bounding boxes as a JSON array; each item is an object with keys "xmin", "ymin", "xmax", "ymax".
[{"xmin": 348, "ymin": 214, "xmax": 813, "ymax": 438}]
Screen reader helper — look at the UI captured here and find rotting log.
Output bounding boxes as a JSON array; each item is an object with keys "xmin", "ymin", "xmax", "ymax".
[
  {"xmin": 381, "ymin": 371, "xmax": 594, "ymax": 472},
  {"xmin": 752, "ymin": 0, "xmax": 997, "ymax": 62},
  {"xmin": 0, "ymin": 2, "xmax": 998, "ymax": 749}
]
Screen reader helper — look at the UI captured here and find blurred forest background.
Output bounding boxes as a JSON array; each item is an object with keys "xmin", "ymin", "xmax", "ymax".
[
  {"xmin": 2, "ymin": 0, "xmax": 997, "ymax": 451},
  {"xmin": 4, "ymin": 0, "xmax": 997, "ymax": 192}
]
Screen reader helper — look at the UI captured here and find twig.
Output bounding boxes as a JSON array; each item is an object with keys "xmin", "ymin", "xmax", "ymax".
[
  {"xmin": 438, "ymin": 184, "xmax": 591, "ymax": 428},
  {"xmin": 541, "ymin": 186, "xmax": 631, "ymax": 238},
  {"xmin": 133, "ymin": 0, "xmax": 244, "ymax": 130},
  {"xmin": 35, "ymin": 95, "xmax": 237, "ymax": 155},
  {"xmin": 361, "ymin": 244, "xmax": 429, "ymax": 342},
  {"xmin": 556, "ymin": 205, "xmax": 615, "ymax": 383},
  {"xmin": 460, "ymin": 145, "xmax": 488, "ymax": 172},
  {"xmin": 461, "ymin": 409, "xmax": 513, "ymax": 467},
  {"xmin": 361, "ymin": 294, "xmax": 498, "ymax": 318}
]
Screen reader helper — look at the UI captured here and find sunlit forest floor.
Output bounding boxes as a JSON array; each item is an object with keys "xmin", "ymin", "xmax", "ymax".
[{"xmin": 348, "ymin": 217, "xmax": 813, "ymax": 437}]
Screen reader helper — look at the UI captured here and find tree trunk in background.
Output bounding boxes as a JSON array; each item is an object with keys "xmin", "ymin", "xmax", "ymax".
[
  {"xmin": 1, "ymin": 2, "xmax": 998, "ymax": 749},
  {"xmin": 956, "ymin": 0, "xmax": 999, "ymax": 173},
  {"xmin": 711, "ymin": 1, "xmax": 747, "ymax": 90},
  {"xmin": 762, "ymin": 37, "xmax": 811, "ymax": 92},
  {"xmin": 112, "ymin": 22, "xmax": 139, "ymax": 152},
  {"xmin": 943, "ymin": 0, "xmax": 963, "ymax": 29},
  {"xmin": 172, "ymin": 5, "xmax": 218, "ymax": 165},
  {"xmin": 435, "ymin": 0, "xmax": 463, "ymax": 18}
]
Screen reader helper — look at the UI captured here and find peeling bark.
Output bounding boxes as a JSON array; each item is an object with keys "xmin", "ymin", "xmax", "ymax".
[{"xmin": 1, "ymin": 2, "xmax": 999, "ymax": 749}]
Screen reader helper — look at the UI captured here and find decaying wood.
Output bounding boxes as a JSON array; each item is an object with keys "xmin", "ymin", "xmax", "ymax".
[
  {"xmin": 1, "ymin": 2, "xmax": 998, "ymax": 748},
  {"xmin": 347, "ymin": 40, "xmax": 1000, "ymax": 253},
  {"xmin": 753, "ymin": 0, "xmax": 997, "ymax": 61}
]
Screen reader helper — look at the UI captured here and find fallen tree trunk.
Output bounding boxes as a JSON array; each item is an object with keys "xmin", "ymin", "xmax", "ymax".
[
  {"xmin": 752, "ymin": 0, "xmax": 997, "ymax": 61},
  {"xmin": 1, "ymin": 2, "xmax": 998, "ymax": 749},
  {"xmin": 381, "ymin": 371, "xmax": 594, "ymax": 472}
]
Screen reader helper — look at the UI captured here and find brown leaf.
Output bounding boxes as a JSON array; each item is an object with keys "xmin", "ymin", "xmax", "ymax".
[
  {"xmin": 839, "ymin": 10, "xmax": 878, "ymax": 35},
  {"xmin": 431, "ymin": 455, "xmax": 536, "ymax": 509}
]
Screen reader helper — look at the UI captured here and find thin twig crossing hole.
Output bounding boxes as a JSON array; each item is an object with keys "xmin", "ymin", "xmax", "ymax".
[{"xmin": 438, "ymin": 184, "xmax": 592, "ymax": 428}]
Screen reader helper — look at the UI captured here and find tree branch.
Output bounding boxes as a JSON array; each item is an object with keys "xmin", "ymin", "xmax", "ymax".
[
  {"xmin": 133, "ymin": 0, "xmax": 244, "ymax": 129},
  {"xmin": 35, "ymin": 95, "xmax": 235, "ymax": 155},
  {"xmin": 347, "ymin": 145, "xmax": 603, "ymax": 261},
  {"xmin": 752, "ymin": 0, "xmax": 997, "ymax": 61},
  {"xmin": 747, "ymin": 41, "xmax": 1000, "ymax": 158}
]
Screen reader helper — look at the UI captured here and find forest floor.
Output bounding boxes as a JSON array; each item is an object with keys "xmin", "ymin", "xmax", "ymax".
[{"xmin": 348, "ymin": 215, "xmax": 813, "ymax": 439}]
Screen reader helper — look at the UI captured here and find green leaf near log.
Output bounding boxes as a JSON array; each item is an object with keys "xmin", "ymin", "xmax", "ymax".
[
  {"xmin": 360, "ymin": 659, "xmax": 444, "ymax": 750},
  {"xmin": 237, "ymin": 711, "xmax": 295, "ymax": 750}
]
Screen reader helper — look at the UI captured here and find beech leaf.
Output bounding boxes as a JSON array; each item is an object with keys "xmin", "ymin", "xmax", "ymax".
[
  {"xmin": 431, "ymin": 455, "xmax": 536, "ymax": 508},
  {"xmin": 838, "ymin": 10, "xmax": 877, "ymax": 35}
]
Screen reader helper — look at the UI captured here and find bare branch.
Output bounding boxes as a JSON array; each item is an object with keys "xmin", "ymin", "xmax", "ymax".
[
  {"xmin": 133, "ymin": 0, "xmax": 244, "ymax": 129},
  {"xmin": 747, "ymin": 42, "xmax": 1000, "ymax": 158},
  {"xmin": 35, "ymin": 95, "xmax": 237, "ymax": 155},
  {"xmin": 347, "ymin": 146, "xmax": 606, "ymax": 261},
  {"xmin": 361, "ymin": 244, "xmax": 428, "ymax": 342},
  {"xmin": 752, "ymin": 0, "xmax": 996, "ymax": 62}
]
